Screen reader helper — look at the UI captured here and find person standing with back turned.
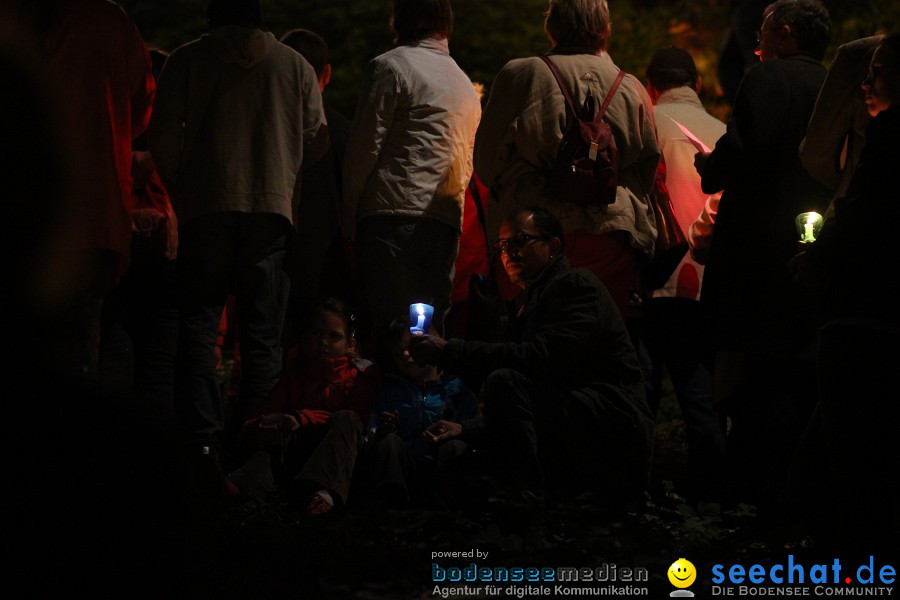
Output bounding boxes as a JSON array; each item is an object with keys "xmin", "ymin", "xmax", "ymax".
[
  {"xmin": 474, "ymin": 0, "xmax": 660, "ymax": 318},
  {"xmin": 694, "ymin": 0, "xmax": 831, "ymax": 506},
  {"xmin": 148, "ymin": 0, "xmax": 326, "ymax": 488},
  {"xmin": 343, "ymin": 0, "xmax": 481, "ymax": 341}
]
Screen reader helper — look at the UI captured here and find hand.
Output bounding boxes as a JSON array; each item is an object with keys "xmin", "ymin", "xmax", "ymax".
[
  {"xmin": 257, "ymin": 413, "xmax": 300, "ymax": 431},
  {"xmin": 378, "ymin": 411, "xmax": 399, "ymax": 435},
  {"xmin": 789, "ymin": 249, "xmax": 825, "ymax": 289},
  {"xmin": 422, "ymin": 420, "xmax": 462, "ymax": 446},
  {"xmin": 693, "ymin": 151, "xmax": 711, "ymax": 177},
  {"xmin": 408, "ymin": 334, "xmax": 447, "ymax": 366},
  {"xmin": 131, "ymin": 208, "xmax": 166, "ymax": 236}
]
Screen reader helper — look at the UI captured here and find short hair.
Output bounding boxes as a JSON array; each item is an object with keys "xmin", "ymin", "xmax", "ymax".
[
  {"xmin": 391, "ymin": 0, "xmax": 453, "ymax": 45},
  {"xmin": 878, "ymin": 32, "xmax": 900, "ymax": 66},
  {"xmin": 646, "ymin": 46, "xmax": 698, "ymax": 92},
  {"xmin": 764, "ymin": 0, "xmax": 831, "ymax": 61},
  {"xmin": 506, "ymin": 205, "xmax": 566, "ymax": 252},
  {"xmin": 207, "ymin": 0, "xmax": 261, "ymax": 28},
  {"xmin": 544, "ymin": 0, "xmax": 611, "ymax": 53},
  {"xmin": 281, "ymin": 28, "xmax": 328, "ymax": 77}
]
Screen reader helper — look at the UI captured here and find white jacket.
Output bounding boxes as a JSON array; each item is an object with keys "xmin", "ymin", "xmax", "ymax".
[
  {"xmin": 651, "ymin": 86, "xmax": 725, "ymax": 300},
  {"xmin": 343, "ymin": 37, "xmax": 482, "ymax": 238}
]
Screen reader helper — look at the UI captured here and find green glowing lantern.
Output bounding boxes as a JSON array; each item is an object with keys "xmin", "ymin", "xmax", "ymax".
[{"xmin": 795, "ymin": 211, "xmax": 824, "ymax": 243}]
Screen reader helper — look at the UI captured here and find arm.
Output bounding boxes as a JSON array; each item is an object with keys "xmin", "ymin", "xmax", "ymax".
[
  {"xmin": 342, "ymin": 59, "xmax": 398, "ymax": 239},
  {"xmin": 700, "ymin": 64, "xmax": 778, "ymax": 194},
  {"xmin": 439, "ymin": 276, "xmax": 609, "ymax": 382},
  {"xmin": 299, "ymin": 57, "xmax": 328, "ymax": 167},
  {"xmin": 687, "ymin": 192, "xmax": 720, "ymax": 265},
  {"xmin": 147, "ymin": 51, "xmax": 187, "ymax": 187},
  {"xmin": 129, "ymin": 41, "xmax": 155, "ymax": 142},
  {"xmin": 473, "ymin": 62, "xmax": 525, "ymax": 190}
]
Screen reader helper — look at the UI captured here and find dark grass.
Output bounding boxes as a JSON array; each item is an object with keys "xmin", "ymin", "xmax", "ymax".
[{"xmin": 191, "ymin": 364, "xmax": 824, "ymax": 599}]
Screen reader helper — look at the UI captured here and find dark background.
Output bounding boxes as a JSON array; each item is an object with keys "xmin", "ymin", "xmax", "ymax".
[{"xmin": 120, "ymin": 0, "xmax": 900, "ymax": 120}]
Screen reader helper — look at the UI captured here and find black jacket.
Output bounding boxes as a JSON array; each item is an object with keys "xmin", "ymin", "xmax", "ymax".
[
  {"xmin": 442, "ymin": 256, "xmax": 651, "ymax": 425},
  {"xmin": 701, "ymin": 54, "xmax": 830, "ymax": 353}
]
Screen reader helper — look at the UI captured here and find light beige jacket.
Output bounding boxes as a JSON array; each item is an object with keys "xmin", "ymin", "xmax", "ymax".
[{"xmin": 474, "ymin": 50, "xmax": 660, "ymax": 255}]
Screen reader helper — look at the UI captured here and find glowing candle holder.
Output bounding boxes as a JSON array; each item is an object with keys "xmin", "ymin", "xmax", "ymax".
[
  {"xmin": 795, "ymin": 212, "xmax": 824, "ymax": 243},
  {"xmin": 409, "ymin": 303, "xmax": 434, "ymax": 336}
]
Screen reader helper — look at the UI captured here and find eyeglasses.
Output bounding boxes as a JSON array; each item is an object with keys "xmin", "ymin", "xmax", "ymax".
[{"xmin": 495, "ymin": 232, "xmax": 546, "ymax": 255}]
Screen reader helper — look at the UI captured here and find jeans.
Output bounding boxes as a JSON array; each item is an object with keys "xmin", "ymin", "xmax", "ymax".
[
  {"xmin": 100, "ymin": 237, "xmax": 178, "ymax": 429},
  {"xmin": 175, "ymin": 212, "xmax": 292, "ymax": 445},
  {"xmin": 356, "ymin": 215, "xmax": 459, "ymax": 338}
]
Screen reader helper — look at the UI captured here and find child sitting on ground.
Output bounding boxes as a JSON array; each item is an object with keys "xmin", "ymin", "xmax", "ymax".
[
  {"xmin": 362, "ymin": 317, "xmax": 477, "ymax": 508},
  {"xmin": 231, "ymin": 298, "xmax": 379, "ymax": 514}
]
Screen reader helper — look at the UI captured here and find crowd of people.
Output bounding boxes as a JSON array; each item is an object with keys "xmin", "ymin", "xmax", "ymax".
[{"xmin": 3, "ymin": 0, "xmax": 898, "ymax": 574}]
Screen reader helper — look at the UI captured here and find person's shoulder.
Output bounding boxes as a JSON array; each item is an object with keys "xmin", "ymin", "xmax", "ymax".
[
  {"xmin": 498, "ymin": 56, "xmax": 548, "ymax": 78},
  {"xmin": 169, "ymin": 37, "xmax": 206, "ymax": 58},
  {"xmin": 90, "ymin": 0, "xmax": 136, "ymax": 24},
  {"xmin": 737, "ymin": 59, "xmax": 789, "ymax": 93},
  {"xmin": 544, "ymin": 262, "xmax": 605, "ymax": 297},
  {"xmin": 837, "ymin": 36, "xmax": 881, "ymax": 57},
  {"xmin": 566, "ymin": 265, "xmax": 605, "ymax": 290}
]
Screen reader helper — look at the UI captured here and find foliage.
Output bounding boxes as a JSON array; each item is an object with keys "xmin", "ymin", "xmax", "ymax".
[{"xmin": 119, "ymin": 0, "xmax": 900, "ymax": 118}]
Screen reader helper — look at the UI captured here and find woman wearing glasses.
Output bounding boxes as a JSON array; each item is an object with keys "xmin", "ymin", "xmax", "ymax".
[{"xmin": 409, "ymin": 206, "xmax": 653, "ymax": 508}]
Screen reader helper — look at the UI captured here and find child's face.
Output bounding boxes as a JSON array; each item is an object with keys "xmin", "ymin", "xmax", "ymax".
[
  {"xmin": 391, "ymin": 330, "xmax": 436, "ymax": 382},
  {"xmin": 304, "ymin": 310, "xmax": 353, "ymax": 360}
]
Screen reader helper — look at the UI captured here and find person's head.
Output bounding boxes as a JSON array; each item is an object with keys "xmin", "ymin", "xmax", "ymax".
[
  {"xmin": 497, "ymin": 206, "xmax": 564, "ymax": 288},
  {"xmin": 645, "ymin": 46, "xmax": 700, "ymax": 103},
  {"xmin": 755, "ymin": 0, "xmax": 830, "ymax": 62},
  {"xmin": 385, "ymin": 317, "xmax": 439, "ymax": 382},
  {"xmin": 302, "ymin": 298, "xmax": 357, "ymax": 360},
  {"xmin": 280, "ymin": 28, "xmax": 331, "ymax": 91},
  {"xmin": 862, "ymin": 33, "xmax": 900, "ymax": 117},
  {"xmin": 544, "ymin": 0, "xmax": 611, "ymax": 53},
  {"xmin": 206, "ymin": 0, "xmax": 261, "ymax": 29},
  {"xmin": 391, "ymin": 0, "xmax": 453, "ymax": 45}
]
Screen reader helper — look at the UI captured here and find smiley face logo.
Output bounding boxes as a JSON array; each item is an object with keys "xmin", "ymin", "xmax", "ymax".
[{"xmin": 668, "ymin": 558, "xmax": 697, "ymax": 588}]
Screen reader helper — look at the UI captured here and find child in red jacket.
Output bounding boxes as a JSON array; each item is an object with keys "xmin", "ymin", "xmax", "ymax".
[{"xmin": 232, "ymin": 298, "xmax": 379, "ymax": 514}]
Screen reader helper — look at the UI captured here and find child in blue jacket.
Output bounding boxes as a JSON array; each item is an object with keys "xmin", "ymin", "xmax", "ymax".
[{"xmin": 363, "ymin": 318, "xmax": 477, "ymax": 507}]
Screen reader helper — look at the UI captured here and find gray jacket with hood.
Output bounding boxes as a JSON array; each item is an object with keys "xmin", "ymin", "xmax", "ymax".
[{"xmin": 149, "ymin": 26, "xmax": 325, "ymax": 226}]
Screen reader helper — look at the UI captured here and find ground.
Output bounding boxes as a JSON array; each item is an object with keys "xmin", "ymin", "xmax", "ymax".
[{"xmin": 180, "ymin": 368, "xmax": 833, "ymax": 599}]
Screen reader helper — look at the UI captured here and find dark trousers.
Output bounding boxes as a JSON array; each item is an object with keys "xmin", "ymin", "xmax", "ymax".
[
  {"xmin": 482, "ymin": 368, "xmax": 652, "ymax": 502},
  {"xmin": 175, "ymin": 212, "xmax": 291, "ymax": 445},
  {"xmin": 715, "ymin": 349, "xmax": 818, "ymax": 507},
  {"xmin": 636, "ymin": 298, "xmax": 724, "ymax": 495},
  {"xmin": 294, "ymin": 410, "xmax": 363, "ymax": 505},
  {"xmin": 791, "ymin": 318, "xmax": 900, "ymax": 548},
  {"xmin": 363, "ymin": 433, "xmax": 468, "ymax": 508},
  {"xmin": 356, "ymin": 215, "xmax": 459, "ymax": 338},
  {"xmin": 100, "ymin": 237, "xmax": 178, "ymax": 429}
]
